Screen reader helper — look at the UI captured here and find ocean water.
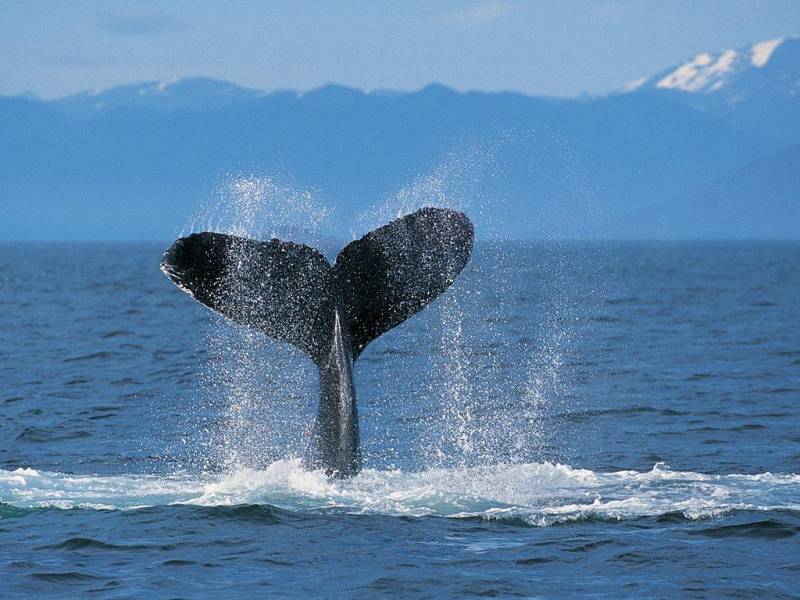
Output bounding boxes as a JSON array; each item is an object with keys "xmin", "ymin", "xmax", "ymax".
[{"xmin": 1, "ymin": 240, "xmax": 799, "ymax": 598}]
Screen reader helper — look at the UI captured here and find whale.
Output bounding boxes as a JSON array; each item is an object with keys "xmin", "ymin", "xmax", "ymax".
[{"xmin": 160, "ymin": 207, "xmax": 474, "ymax": 478}]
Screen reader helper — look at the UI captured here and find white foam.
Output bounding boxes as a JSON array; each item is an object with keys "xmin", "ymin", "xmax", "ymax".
[{"xmin": 2, "ymin": 461, "xmax": 798, "ymax": 525}]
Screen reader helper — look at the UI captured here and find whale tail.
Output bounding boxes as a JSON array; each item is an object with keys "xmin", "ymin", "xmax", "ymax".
[
  {"xmin": 161, "ymin": 206, "xmax": 473, "ymax": 478},
  {"xmin": 160, "ymin": 207, "xmax": 474, "ymax": 365}
]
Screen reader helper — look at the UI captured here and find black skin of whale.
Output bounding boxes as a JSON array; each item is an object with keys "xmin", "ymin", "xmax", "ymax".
[{"xmin": 161, "ymin": 207, "xmax": 474, "ymax": 478}]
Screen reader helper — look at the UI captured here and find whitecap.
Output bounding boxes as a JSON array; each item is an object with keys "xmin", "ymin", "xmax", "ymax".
[{"xmin": 2, "ymin": 461, "xmax": 798, "ymax": 525}]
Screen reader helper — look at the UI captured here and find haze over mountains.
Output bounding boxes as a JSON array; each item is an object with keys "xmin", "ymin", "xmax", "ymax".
[{"xmin": 1, "ymin": 37, "xmax": 798, "ymax": 240}]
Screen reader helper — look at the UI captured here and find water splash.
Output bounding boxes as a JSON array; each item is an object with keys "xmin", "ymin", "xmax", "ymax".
[
  {"xmin": 427, "ymin": 292, "xmax": 476, "ymax": 466},
  {"xmin": 354, "ymin": 142, "xmax": 500, "ymax": 239},
  {"xmin": 184, "ymin": 174, "xmax": 333, "ymax": 246},
  {"xmin": 348, "ymin": 140, "xmax": 598, "ymax": 471},
  {"xmin": 421, "ymin": 248, "xmax": 577, "ymax": 470},
  {"xmin": 182, "ymin": 174, "xmax": 333, "ymax": 472},
  {"xmin": 3, "ymin": 463, "xmax": 799, "ymax": 526},
  {"xmin": 172, "ymin": 132, "xmax": 600, "ymax": 474}
]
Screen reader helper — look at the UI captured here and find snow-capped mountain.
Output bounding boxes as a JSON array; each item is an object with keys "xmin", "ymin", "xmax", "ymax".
[
  {"xmin": 630, "ymin": 38, "xmax": 790, "ymax": 94},
  {"xmin": 1, "ymin": 36, "xmax": 797, "ymax": 240},
  {"xmin": 627, "ymin": 37, "xmax": 800, "ymax": 141},
  {"xmin": 53, "ymin": 77, "xmax": 266, "ymax": 117}
]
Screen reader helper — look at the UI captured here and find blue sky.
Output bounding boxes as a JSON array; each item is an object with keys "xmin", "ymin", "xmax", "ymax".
[{"xmin": 2, "ymin": 0, "xmax": 799, "ymax": 99}]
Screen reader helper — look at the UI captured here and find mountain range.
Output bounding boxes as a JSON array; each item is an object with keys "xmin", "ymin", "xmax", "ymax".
[{"xmin": 1, "ymin": 37, "xmax": 798, "ymax": 240}]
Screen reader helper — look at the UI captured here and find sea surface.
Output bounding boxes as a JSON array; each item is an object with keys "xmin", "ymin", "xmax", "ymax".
[{"xmin": 1, "ymin": 240, "xmax": 799, "ymax": 598}]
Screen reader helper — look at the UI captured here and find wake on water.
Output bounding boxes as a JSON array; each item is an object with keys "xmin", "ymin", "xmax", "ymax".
[{"xmin": 3, "ymin": 462, "xmax": 799, "ymax": 526}]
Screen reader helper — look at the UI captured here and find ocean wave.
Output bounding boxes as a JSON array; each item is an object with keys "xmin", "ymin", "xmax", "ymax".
[{"xmin": 1, "ymin": 461, "xmax": 798, "ymax": 526}]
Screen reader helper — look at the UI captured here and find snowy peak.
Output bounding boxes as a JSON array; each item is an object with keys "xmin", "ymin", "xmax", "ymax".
[
  {"xmin": 625, "ymin": 36, "xmax": 800, "ymax": 143},
  {"xmin": 631, "ymin": 37, "xmax": 797, "ymax": 96},
  {"xmin": 750, "ymin": 38, "xmax": 784, "ymax": 67},
  {"xmin": 654, "ymin": 49, "xmax": 738, "ymax": 92},
  {"xmin": 53, "ymin": 77, "xmax": 266, "ymax": 117}
]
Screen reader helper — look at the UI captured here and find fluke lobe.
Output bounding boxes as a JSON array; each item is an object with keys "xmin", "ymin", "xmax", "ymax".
[{"xmin": 161, "ymin": 207, "xmax": 474, "ymax": 478}]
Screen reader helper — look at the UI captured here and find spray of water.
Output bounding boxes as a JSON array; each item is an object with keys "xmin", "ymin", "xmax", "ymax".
[
  {"xmin": 185, "ymin": 174, "xmax": 333, "ymax": 245},
  {"xmin": 352, "ymin": 136, "xmax": 593, "ymax": 470},
  {"xmin": 183, "ymin": 175, "xmax": 332, "ymax": 472},
  {"xmin": 174, "ymin": 129, "xmax": 598, "ymax": 475},
  {"xmin": 6, "ymin": 463, "xmax": 799, "ymax": 525},
  {"xmin": 354, "ymin": 142, "xmax": 500, "ymax": 238}
]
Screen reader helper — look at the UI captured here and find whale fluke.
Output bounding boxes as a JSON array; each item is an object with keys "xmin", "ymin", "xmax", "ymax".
[
  {"xmin": 335, "ymin": 207, "xmax": 474, "ymax": 357},
  {"xmin": 161, "ymin": 207, "xmax": 474, "ymax": 477},
  {"xmin": 161, "ymin": 232, "xmax": 336, "ymax": 365}
]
